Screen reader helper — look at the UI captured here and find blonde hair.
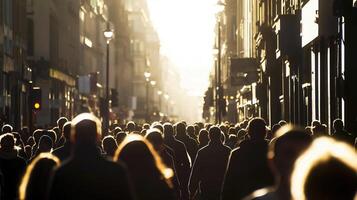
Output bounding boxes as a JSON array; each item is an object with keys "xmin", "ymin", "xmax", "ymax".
[
  {"xmin": 19, "ymin": 153, "xmax": 60, "ymax": 200},
  {"xmin": 114, "ymin": 134, "xmax": 173, "ymax": 180},
  {"xmin": 291, "ymin": 137, "xmax": 357, "ymax": 200}
]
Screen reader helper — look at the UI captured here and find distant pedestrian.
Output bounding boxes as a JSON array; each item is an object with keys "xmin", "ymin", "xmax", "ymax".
[
  {"xmin": 222, "ymin": 118, "xmax": 274, "ymax": 200},
  {"xmin": 189, "ymin": 126, "xmax": 231, "ymax": 200}
]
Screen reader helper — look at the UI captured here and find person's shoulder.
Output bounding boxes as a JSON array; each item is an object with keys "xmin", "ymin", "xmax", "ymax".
[{"xmin": 100, "ymin": 158, "xmax": 127, "ymax": 172}]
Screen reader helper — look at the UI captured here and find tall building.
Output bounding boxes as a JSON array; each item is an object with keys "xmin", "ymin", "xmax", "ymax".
[
  {"xmin": 27, "ymin": 0, "xmax": 79, "ymax": 126},
  {"xmin": 123, "ymin": 0, "xmax": 161, "ymax": 122},
  {"xmin": 206, "ymin": 0, "xmax": 357, "ymax": 135},
  {"xmin": 0, "ymin": 0, "xmax": 30, "ymax": 129}
]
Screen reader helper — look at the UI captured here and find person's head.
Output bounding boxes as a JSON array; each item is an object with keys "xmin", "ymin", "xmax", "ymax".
[
  {"xmin": 1, "ymin": 124, "xmax": 13, "ymax": 134},
  {"xmin": 102, "ymin": 135, "xmax": 118, "ymax": 157},
  {"xmin": 0, "ymin": 133, "xmax": 15, "ymax": 152},
  {"xmin": 126, "ymin": 121, "xmax": 136, "ymax": 133},
  {"xmin": 62, "ymin": 121, "xmax": 71, "ymax": 141},
  {"xmin": 228, "ymin": 127, "xmax": 236, "ymax": 136},
  {"xmin": 145, "ymin": 128, "xmax": 164, "ymax": 152},
  {"xmin": 333, "ymin": 119, "xmax": 344, "ymax": 132},
  {"xmin": 37, "ymin": 135, "xmax": 53, "ymax": 153},
  {"xmin": 111, "ymin": 127, "xmax": 122, "ymax": 136},
  {"xmin": 291, "ymin": 137, "xmax": 357, "ymax": 200},
  {"xmin": 278, "ymin": 120, "xmax": 288, "ymax": 127},
  {"xmin": 57, "ymin": 117, "xmax": 68, "ymax": 131},
  {"xmin": 268, "ymin": 125, "xmax": 312, "ymax": 179},
  {"xmin": 114, "ymin": 134, "xmax": 173, "ymax": 181},
  {"xmin": 175, "ymin": 122, "xmax": 186, "ymax": 136},
  {"xmin": 194, "ymin": 124, "xmax": 200, "ymax": 136},
  {"xmin": 152, "ymin": 124, "xmax": 164, "ymax": 133},
  {"xmin": 19, "ymin": 153, "xmax": 60, "ymax": 200},
  {"xmin": 143, "ymin": 123, "xmax": 150, "ymax": 130},
  {"xmin": 43, "ymin": 130, "xmax": 57, "ymax": 145},
  {"xmin": 115, "ymin": 131, "xmax": 127, "ymax": 146},
  {"xmin": 247, "ymin": 117, "xmax": 267, "ymax": 140},
  {"xmin": 71, "ymin": 113, "xmax": 101, "ymax": 149},
  {"xmin": 209, "ymin": 126, "xmax": 222, "ymax": 143},
  {"xmin": 311, "ymin": 124, "xmax": 327, "ymax": 136},
  {"xmin": 186, "ymin": 125, "xmax": 195, "ymax": 136},
  {"xmin": 311, "ymin": 120, "xmax": 321, "ymax": 128},
  {"xmin": 237, "ymin": 129, "xmax": 247, "ymax": 140},
  {"xmin": 198, "ymin": 129, "xmax": 209, "ymax": 146},
  {"xmin": 163, "ymin": 123, "xmax": 174, "ymax": 137},
  {"xmin": 219, "ymin": 124, "xmax": 228, "ymax": 135},
  {"xmin": 33, "ymin": 129, "xmax": 43, "ymax": 144}
]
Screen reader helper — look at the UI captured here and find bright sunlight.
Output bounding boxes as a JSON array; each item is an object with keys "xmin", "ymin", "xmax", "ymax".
[{"xmin": 147, "ymin": 0, "xmax": 218, "ymax": 97}]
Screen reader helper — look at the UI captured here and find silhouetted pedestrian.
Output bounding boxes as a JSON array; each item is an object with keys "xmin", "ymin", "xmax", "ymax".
[
  {"xmin": 0, "ymin": 133, "xmax": 26, "ymax": 200},
  {"xmin": 52, "ymin": 122, "xmax": 71, "ymax": 161},
  {"xmin": 245, "ymin": 125, "xmax": 312, "ymax": 200},
  {"xmin": 164, "ymin": 123, "xmax": 191, "ymax": 200},
  {"xmin": 175, "ymin": 122, "xmax": 198, "ymax": 163},
  {"xmin": 48, "ymin": 113, "xmax": 134, "ymax": 200},
  {"xmin": 115, "ymin": 134, "xmax": 175, "ymax": 200},
  {"xmin": 332, "ymin": 119, "xmax": 354, "ymax": 145},
  {"xmin": 291, "ymin": 137, "xmax": 357, "ymax": 200},
  {"xmin": 19, "ymin": 153, "xmax": 60, "ymax": 200},
  {"xmin": 189, "ymin": 126, "xmax": 231, "ymax": 200},
  {"xmin": 222, "ymin": 118, "xmax": 274, "ymax": 200}
]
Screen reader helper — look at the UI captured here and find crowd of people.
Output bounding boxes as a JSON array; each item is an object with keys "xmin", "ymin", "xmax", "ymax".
[{"xmin": 0, "ymin": 113, "xmax": 356, "ymax": 200}]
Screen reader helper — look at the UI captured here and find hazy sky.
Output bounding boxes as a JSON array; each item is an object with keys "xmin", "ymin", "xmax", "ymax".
[{"xmin": 147, "ymin": 0, "xmax": 218, "ymax": 97}]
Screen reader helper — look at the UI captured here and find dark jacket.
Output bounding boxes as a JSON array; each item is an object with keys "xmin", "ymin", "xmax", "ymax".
[
  {"xmin": 52, "ymin": 142, "xmax": 71, "ymax": 161},
  {"xmin": 164, "ymin": 136, "xmax": 191, "ymax": 199},
  {"xmin": 222, "ymin": 139, "xmax": 274, "ymax": 200},
  {"xmin": 0, "ymin": 150, "xmax": 26, "ymax": 200},
  {"xmin": 189, "ymin": 141, "xmax": 231, "ymax": 200},
  {"xmin": 48, "ymin": 146, "xmax": 134, "ymax": 200},
  {"xmin": 175, "ymin": 134, "xmax": 198, "ymax": 163}
]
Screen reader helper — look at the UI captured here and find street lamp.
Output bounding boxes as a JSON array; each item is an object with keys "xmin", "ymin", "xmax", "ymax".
[
  {"xmin": 150, "ymin": 80, "xmax": 156, "ymax": 86},
  {"xmin": 215, "ymin": 0, "xmax": 225, "ymax": 125},
  {"xmin": 103, "ymin": 23, "xmax": 114, "ymax": 135}
]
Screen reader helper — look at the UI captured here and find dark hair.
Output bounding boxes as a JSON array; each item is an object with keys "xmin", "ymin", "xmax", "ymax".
[
  {"xmin": 19, "ymin": 153, "xmax": 60, "ymax": 200},
  {"xmin": 209, "ymin": 126, "xmax": 222, "ymax": 142},
  {"xmin": 102, "ymin": 135, "xmax": 118, "ymax": 157},
  {"xmin": 291, "ymin": 137, "xmax": 357, "ymax": 200},
  {"xmin": 333, "ymin": 119, "xmax": 344, "ymax": 131},
  {"xmin": 115, "ymin": 131, "xmax": 127, "ymax": 146},
  {"xmin": 247, "ymin": 118, "xmax": 267, "ymax": 139},
  {"xmin": 0, "ymin": 133, "xmax": 15, "ymax": 151},
  {"xmin": 114, "ymin": 135, "xmax": 173, "ymax": 186}
]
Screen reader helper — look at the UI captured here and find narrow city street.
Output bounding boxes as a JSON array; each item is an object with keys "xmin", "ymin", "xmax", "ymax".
[{"xmin": 0, "ymin": 0, "xmax": 356, "ymax": 200}]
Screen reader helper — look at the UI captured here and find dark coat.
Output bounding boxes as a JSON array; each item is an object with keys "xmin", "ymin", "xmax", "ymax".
[
  {"xmin": 164, "ymin": 136, "xmax": 191, "ymax": 199},
  {"xmin": 52, "ymin": 142, "xmax": 71, "ymax": 161},
  {"xmin": 0, "ymin": 150, "xmax": 26, "ymax": 200},
  {"xmin": 48, "ymin": 147, "xmax": 134, "ymax": 200},
  {"xmin": 222, "ymin": 139, "xmax": 274, "ymax": 200},
  {"xmin": 189, "ymin": 141, "xmax": 231, "ymax": 200},
  {"xmin": 175, "ymin": 134, "xmax": 198, "ymax": 163}
]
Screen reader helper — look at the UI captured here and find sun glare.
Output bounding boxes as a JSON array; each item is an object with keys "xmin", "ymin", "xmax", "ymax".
[{"xmin": 147, "ymin": 0, "xmax": 218, "ymax": 97}]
